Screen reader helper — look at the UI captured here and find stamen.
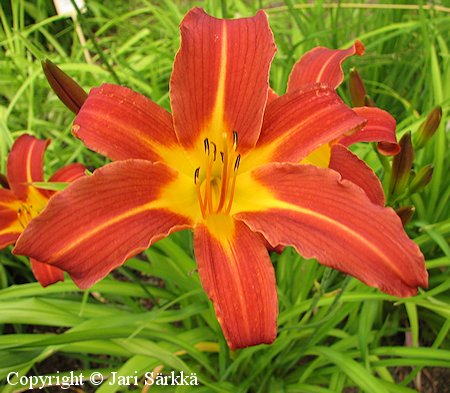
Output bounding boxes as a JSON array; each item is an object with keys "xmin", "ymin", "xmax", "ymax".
[
  {"xmin": 196, "ymin": 182, "xmax": 206, "ymax": 219},
  {"xmin": 210, "ymin": 142, "xmax": 217, "ymax": 161},
  {"xmin": 233, "ymin": 130, "xmax": 238, "ymax": 149},
  {"xmin": 234, "ymin": 154, "xmax": 241, "ymax": 171},
  {"xmin": 205, "ymin": 159, "xmax": 213, "ymax": 212},
  {"xmin": 194, "ymin": 167, "xmax": 200, "ymax": 184},
  {"xmin": 220, "ymin": 152, "xmax": 224, "ymax": 163},
  {"xmin": 225, "ymin": 171, "xmax": 238, "ymax": 215},
  {"xmin": 204, "ymin": 138, "xmax": 210, "ymax": 155},
  {"xmin": 216, "ymin": 146, "xmax": 229, "ymax": 212}
]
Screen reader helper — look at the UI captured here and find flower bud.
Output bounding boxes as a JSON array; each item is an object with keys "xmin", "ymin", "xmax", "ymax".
[
  {"xmin": 363, "ymin": 95, "xmax": 376, "ymax": 107},
  {"xmin": 409, "ymin": 164, "xmax": 433, "ymax": 194},
  {"xmin": 396, "ymin": 205, "xmax": 415, "ymax": 227},
  {"xmin": 349, "ymin": 68, "xmax": 366, "ymax": 107},
  {"xmin": 0, "ymin": 173, "xmax": 9, "ymax": 189},
  {"xmin": 42, "ymin": 59, "xmax": 87, "ymax": 114},
  {"xmin": 415, "ymin": 107, "xmax": 442, "ymax": 150},
  {"xmin": 389, "ymin": 131, "xmax": 414, "ymax": 197}
]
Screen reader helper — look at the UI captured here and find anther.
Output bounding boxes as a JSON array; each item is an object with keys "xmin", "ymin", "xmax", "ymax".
[
  {"xmin": 194, "ymin": 167, "xmax": 200, "ymax": 184},
  {"xmin": 220, "ymin": 152, "xmax": 224, "ymax": 163},
  {"xmin": 204, "ymin": 138, "xmax": 210, "ymax": 155},
  {"xmin": 233, "ymin": 130, "xmax": 238, "ymax": 148},
  {"xmin": 210, "ymin": 142, "xmax": 217, "ymax": 161},
  {"xmin": 234, "ymin": 154, "xmax": 241, "ymax": 171}
]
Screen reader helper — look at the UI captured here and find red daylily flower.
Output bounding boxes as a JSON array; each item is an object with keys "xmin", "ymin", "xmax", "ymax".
[
  {"xmin": 14, "ymin": 8, "xmax": 427, "ymax": 349},
  {"xmin": 272, "ymin": 40, "xmax": 400, "ymax": 206},
  {"xmin": 0, "ymin": 134, "xmax": 85, "ymax": 286}
]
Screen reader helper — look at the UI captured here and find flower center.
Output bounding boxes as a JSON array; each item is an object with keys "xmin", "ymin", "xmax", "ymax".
[
  {"xmin": 194, "ymin": 131, "xmax": 241, "ymax": 218},
  {"xmin": 17, "ymin": 190, "xmax": 48, "ymax": 229}
]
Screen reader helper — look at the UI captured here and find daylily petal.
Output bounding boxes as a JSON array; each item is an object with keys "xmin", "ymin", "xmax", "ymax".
[
  {"xmin": 243, "ymin": 85, "xmax": 365, "ymax": 169},
  {"xmin": 72, "ymin": 84, "xmax": 180, "ymax": 162},
  {"xmin": 0, "ymin": 189, "xmax": 22, "ymax": 248},
  {"xmin": 194, "ymin": 215, "xmax": 277, "ymax": 349},
  {"xmin": 49, "ymin": 163, "xmax": 86, "ymax": 183},
  {"xmin": 30, "ymin": 258, "xmax": 64, "ymax": 287},
  {"xmin": 170, "ymin": 7, "xmax": 276, "ymax": 153},
  {"xmin": 7, "ymin": 135, "xmax": 49, "ymax": 200},
  {"xmin": 287, "ymin": 40, "xmax": 365, "ymax": 92},
  {"xmin": 339, "ymin": 107, "xmax": 400, "ymax": 155},
  {"xmin": 267, "ymin": 87, "xmax": 279, "ymax": 105},
  {"xmin": 235, "ymin": 163, "xmax": 427, "ymax": 297},
  {"xmin": 14, "ymin": 160, "xmax": 192, "ymax": 289},
  {"xmin": 329, "ymin": 144, "xmax": 385, "ymax": 206}
]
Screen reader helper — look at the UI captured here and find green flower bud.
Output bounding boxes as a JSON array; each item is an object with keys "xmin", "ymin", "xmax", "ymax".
[{"xmin": 409, "ymin": 164, "xmax": 434, "ymax": 194}]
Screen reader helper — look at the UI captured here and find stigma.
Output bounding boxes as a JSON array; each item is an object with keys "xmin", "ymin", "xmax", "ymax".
[{"xmin": 194, "ymin": 131, "xmax": 240, "ymax": 218}]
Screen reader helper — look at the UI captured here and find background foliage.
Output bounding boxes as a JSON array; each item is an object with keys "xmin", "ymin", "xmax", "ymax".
[{"xmin": 0, "ymin": 0, "xmax": 449, "ymax": 392}]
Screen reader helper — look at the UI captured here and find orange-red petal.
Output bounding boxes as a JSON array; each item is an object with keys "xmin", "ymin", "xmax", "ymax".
[
  {"xmin": 0, "ymin": 189, "xmax": 22, "ymax": 248},
  {"xmin": 73, "ymin": 84, "xmax": 179, "ymax": 162},
  {"xmin": 338, "ymin": 107, "xmax": 400, "ymax": 155},
  {"xmin": 14, "ymin": 160, "xmax": 192, "ymax": 289},
  {"xmin": 7, "ymin": 135, "xmax": 49, "ymax": 200},
  {"xmin": 194, "ymin": 215, "xmax": 277, "ymax": 349},
  {"xmin": 329, "ymin": 144, "xmax": 385, "ymax": 206},
  {"xmin": 170, "ymin": 7, "xmax": 276, "ymax": 153},
  {"xmin": 287, "ymin": 41, "xmax": 365, "ymax": 92},
  {"xmin": 30, "ymin": 258, "xmax": 64, "ymax": 287},
  {"xmin": 49, "ymin": 163, "xmax": 86, "ymax": 183},
  {"xmin": 250, "ymin": 85, "xmax": 366, "ymax": 165},
  {"xmin": 235, "ymin": 163, "xmax": 427, "ymax": 297}
]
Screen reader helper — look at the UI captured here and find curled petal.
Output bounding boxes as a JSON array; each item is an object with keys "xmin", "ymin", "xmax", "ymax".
[
  {"xmin": 49, "ymin": 163, "xmax": 86, "ymax": 183},
  {"xmin": 7, "ymin": 135, "xmax": 49, "ymax": 200},
  {"xmin": 0, "ymin": 189, "xmax": 22, "ymax": 248},
  {"xmin": 287, "ymin": 41, "xmax": 365, "ymax": 92},
  {"xmin": 14, "ymin": 160, "xmax": 192, "ymax": 289},
  {"xmin": 235, "ymin": 163, "xmax": 427, "ymax": 297},
  {"xmin": 329, "ymin": 144, "xmax": 385, "ymax": 206},
  {"xmin": 245, "ymin": 85, "xmax": 365, "ymax": 169},
  {"xmin": 30, "ymin": 258, "xmax": 64, "ymax": 287},
  {"xmin": 194, "ymin": 215, "xmax": 277, "ymax": 349},
  {"xmin": 339, "ymin": 107, "xmax": 400, "ymax": 156},
  {"xmin": 170, "ymin": 8, "xmax": 276, "ymax": 153},
  {"xmin": 73, "ymin": 84, "xmax": 179, "ymax": 162}
]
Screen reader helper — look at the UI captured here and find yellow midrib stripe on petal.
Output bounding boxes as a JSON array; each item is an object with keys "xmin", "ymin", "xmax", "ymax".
[
  {"xmin": 205, "ymin": 21, "xmax": 228, "ymax": 145},
  {"xmin": 46, "ymin": 200, "xmax": 167, "ymax": 262},
  {"xmin": 232, "ymin": 172, "xmax": 402, "ymax": 278},
  {"xmin": 25, "ymin": 139, "xmax": 36, "ymax": 185}
]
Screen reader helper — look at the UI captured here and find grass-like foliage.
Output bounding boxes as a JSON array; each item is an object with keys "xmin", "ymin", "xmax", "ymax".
[{"xmin": 0, "ymin": 1, "xmax": 449, "ymax": 392}]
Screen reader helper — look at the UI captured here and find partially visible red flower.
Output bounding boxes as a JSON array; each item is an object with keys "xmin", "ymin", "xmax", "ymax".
[
  {"xmin": 15, "ymin": 9, "xmax": 427, "ymax": 349},
  {"xmin": 0, "ymin": 134, "xmax": 85, "ymax": 286},
  {"xmin": 272, "ymin": 41, "xmax": 400, "ymax": 206}
]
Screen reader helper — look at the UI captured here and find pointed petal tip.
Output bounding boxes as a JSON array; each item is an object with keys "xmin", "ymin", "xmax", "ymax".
[
  {"xmin": 194, "ymin": 218, "xmax": 278, "ymax": 350},
  {"xmin": 354, "ymin": 40, "xmax": 365, "ymax": 56}
]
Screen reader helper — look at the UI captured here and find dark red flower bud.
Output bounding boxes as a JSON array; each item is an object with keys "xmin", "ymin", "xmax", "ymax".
[
  {"xmin": 396, "ymin": 205, "xmax": 415, "ymax": 227},
  {"xmin": 0, "ymin": 173, "xmax": 9, "ymax": 189},
  {"xmin": 349, "ymin": 68, "xmax": 366, "ymax": 107},
  {"xmin": 389, "ymin": 131, "xmax": 414, "ymax": 197},
  {"xmin": 42, "ymin": 59, "xmax": 88, "ymax": 114}
]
